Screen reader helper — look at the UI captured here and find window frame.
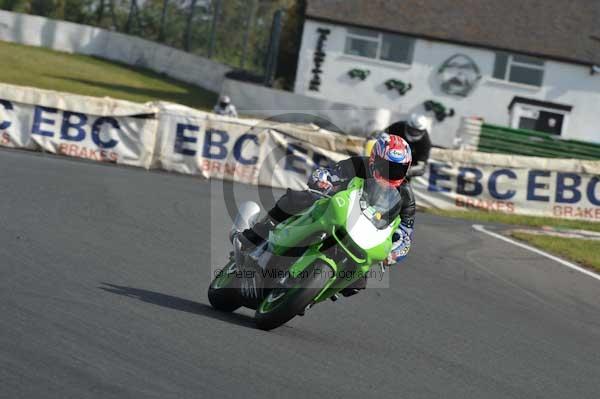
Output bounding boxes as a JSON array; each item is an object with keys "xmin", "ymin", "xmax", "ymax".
[
  {"xmin": 343, "ymin": 27, "xmax": 414, "ymax": 65},
  {"xmin": 344, "ymin": 30, "xmax": 379, "ymax": 59},
  {"xmin": 493, "ymin": 52, "xmax": 545, "ymax": 87}
]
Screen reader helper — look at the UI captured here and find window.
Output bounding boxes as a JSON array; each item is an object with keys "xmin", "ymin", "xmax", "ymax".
[
  {"xmin": 508, "ymin": 97, "xmax": 572, "ymax": 136},
  {"xmin": 345, "ymin": 30, "xmax": 378, "ymax": 58},
  {"xmin": 516, "ymin": 110, "xmax": 565, "ymax": 135},
  {"xmin": 493, "ymin": 53, "xmax": 545, "ymax": 86},
  {"xmin": 344, "ymin": 28, "xmax": 414, "ymax": 64}
]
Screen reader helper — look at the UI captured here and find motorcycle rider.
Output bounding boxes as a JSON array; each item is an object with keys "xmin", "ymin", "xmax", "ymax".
[
  {"xmin": 240, "ymin": 134, "xmax": 416, "ymax": 297},
  {"xmin": 384, "ymin": 113, "xmax": 432, "ymax": 177},
  {"xmin": 213, "ymin": 95, "xmax": 238, "ymax": 118}
]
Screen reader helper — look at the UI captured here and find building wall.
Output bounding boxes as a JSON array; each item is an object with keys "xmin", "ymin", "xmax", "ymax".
[
  {"xmin": 294, "ymin": 19, "xmax": 600, "ymax": 146},
  {"xmin": 0, "ymin": 10, "xmax": 231, "ymax": 93}
]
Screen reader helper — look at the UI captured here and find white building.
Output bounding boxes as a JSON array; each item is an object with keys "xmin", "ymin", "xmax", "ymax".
[{"xmin": 294, "ymin": 0, "xmax": 600, "ymax": 147}]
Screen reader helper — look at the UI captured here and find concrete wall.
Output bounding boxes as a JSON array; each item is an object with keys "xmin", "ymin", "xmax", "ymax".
[
  {"xmin": 0, "ymin": 10, "xmax": 231, "ymax": 93},
  {"xmin": 221, "ymin": 78, "xmax": 393, "ymax": 137},
  {"xmin": 294, "ymin": 19, "xmax": 600, "ymax": 146}
]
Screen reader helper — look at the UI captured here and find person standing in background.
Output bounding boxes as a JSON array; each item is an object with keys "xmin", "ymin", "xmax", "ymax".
[
  {"xmin": 383, "ymin": 113, "xmax": 432, "ymax": 177},
  {"xmin": 213, "ymin": 95, "xmax": 238, "ymax": 118}
]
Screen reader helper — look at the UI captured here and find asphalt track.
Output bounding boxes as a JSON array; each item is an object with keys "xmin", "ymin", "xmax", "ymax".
[{"xmin": 1, "ymin": 148, "xmax": 600, "ymax": 399}]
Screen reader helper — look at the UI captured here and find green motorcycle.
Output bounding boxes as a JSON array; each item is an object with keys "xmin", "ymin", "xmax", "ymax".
[{"xmin": 208, "ymin": 177, "xmax": 402, "ymax": 330}]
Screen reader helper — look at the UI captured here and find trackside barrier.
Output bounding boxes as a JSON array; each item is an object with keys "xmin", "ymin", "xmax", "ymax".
[
  {"xmin": 152, "ymin": 101, "xmax": 364, "ymax": 190},
  {"xmin": 415, "ymin": 149, "xmax": 600, "ymax": 221},
  {"xmin": 221, "ymin": 78, "xmax": 395, "ymax": 138},
  {"xmin": 1, "ymin": 83, "xmax": 599, "ymax": 221},
  {"xmin": 0, "ymin": 10, "xmax": 231, "ymax": 93},
  {"xmin": 0, "ymin": 83, "xmax": 158, "ymax": 168}
]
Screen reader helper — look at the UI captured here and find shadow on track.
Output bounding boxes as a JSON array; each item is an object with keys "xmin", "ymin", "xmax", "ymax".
[{"xmin": 99, "ymin": 283, "xmax": 256, "ymax": 328}]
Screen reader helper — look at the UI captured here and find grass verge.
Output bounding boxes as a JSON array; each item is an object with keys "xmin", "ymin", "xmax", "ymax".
[
  {"xmin": 511, "ymin": 232, "xmax": 600, "ymax": 272},
  {"xmin": 0, "ymin": 40, "xmax": 217, "ymax": 110},
  {"xmin": 422, "ymin": 208, "xmax": 600, "ymax": 233}
]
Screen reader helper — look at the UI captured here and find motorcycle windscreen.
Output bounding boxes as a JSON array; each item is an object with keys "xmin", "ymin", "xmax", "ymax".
[{"xmin": 361, "ymin": 178, "xmax": 402, "ymax": 229}]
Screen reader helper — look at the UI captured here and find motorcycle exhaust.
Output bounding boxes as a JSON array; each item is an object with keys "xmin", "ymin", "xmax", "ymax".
[{"xmin": 229, "ymin": 201, "xmax": 261, "ymax": 243}]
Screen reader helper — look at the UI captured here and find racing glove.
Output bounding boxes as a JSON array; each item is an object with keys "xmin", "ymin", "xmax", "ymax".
[
  {"xmin": 407, "ymin": 162, "xmax": 426, "ymax": 178},
  {"xmin": 386, "ymin": 224, "xmax": 413, "ymax": 265},
  {"xmin": 308, "ymin": 168, "xmax": 333, "ymax": 193}
]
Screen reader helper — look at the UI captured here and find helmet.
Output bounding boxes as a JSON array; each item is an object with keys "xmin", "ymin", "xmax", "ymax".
[
  {"xmin": 369, "ymin": 134, "xmax": 412, "ymax": 187},
  {"xmin": 364, "ymin": 131, "xmax": 389, "ymax": 156},
  {"xmin": 405, "ymin": 113, "xmax": 428, "ymax": 142},
  {"xmin": 219, "ymin": 95, "xmax": 231, "ymax": 107}
]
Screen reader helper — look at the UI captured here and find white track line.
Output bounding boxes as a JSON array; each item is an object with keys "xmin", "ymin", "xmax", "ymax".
[{"xmin": 472, "ymin": 224, "xmax": 600, "ymax": 283}]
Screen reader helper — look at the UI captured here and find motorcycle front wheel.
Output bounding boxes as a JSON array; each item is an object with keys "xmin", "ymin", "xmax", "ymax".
[
  {"xmin": 255, "ymin": 261, "xmax": 333, "ymax": 331},
  {"xmin": 208, "ymin": 260, "xmax": 242, "ymax": 312}
]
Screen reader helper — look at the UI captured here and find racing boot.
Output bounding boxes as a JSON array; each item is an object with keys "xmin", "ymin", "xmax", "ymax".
[
  {"xmin": 340, "ymin": 276, "xmax": 367, "ymax": 297},
  {"xmin": 238, "ymin": 215, "xmax": 276, "ymax": 251}
]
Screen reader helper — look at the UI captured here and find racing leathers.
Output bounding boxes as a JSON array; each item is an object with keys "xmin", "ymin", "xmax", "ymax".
[
  {"xmin": 384, "ymin": 121, "xmax": 432, "ymax": 178},
  {"xmin": 245, "ymin": 156, "xmax": 416, "ymax": 267},
  {"xmin": 213, "ymin": 103, "xmax": 238, "ymax": 118}
]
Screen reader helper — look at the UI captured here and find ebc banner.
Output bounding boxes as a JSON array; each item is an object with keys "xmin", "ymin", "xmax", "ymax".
[
  {"xmin": 155, "ymin": 103, "xmax": 265, "ymax": 184},
  {"xmin": 155, "ymin": 102, "xmax": 361, "ymax": 188},
  {"xmin": 0, "ymin": 89, "xmax": 157, "ymax": 169},
  {"xmin": 412, "ymin": 150, "xmax": 600, "ymax": 221}
]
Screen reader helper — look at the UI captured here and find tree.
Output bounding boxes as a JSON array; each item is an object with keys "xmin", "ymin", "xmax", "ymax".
[
  {"xmin": 0, "ymin": 0, "xmax": 29, "ymax": 11},
  {"xmin": 275, "ymin": 0, "xmax": 306, "ymax": 89},
  {"xmin": 60, "ymin": 0, "xmax": 96, "ymax": 23},
  {"xmin": 29, "ymin": 0, "xmax": 56, "ymax": 16},
  {"xmin": 0, "ymin": 0, "xmax": 306, "ymax": 83}
]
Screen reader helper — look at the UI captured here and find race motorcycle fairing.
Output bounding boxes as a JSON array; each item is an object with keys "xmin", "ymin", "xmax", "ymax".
[{"xmin": 208, "ymin": 177, "xmax": 402, "ymax": 330}]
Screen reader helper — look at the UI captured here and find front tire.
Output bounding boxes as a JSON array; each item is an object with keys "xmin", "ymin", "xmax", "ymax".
[
  {"xmin": 255, "ymin": 262, "xmax": 332, "ymax": 331},
  {"xmin": 208, "ymin": 261, "xmax": 242, "ymax": 312}
]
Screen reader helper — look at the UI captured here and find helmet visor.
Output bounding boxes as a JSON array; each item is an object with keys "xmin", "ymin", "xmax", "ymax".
[{"xmin": 374, "ymin": 157, "xmax": 409, "ymax": 181}]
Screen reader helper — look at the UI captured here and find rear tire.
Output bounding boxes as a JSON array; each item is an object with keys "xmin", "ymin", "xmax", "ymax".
[
  {"xmin": 208, "ymin": 262, "xmax": 242, "ymax": 312},
  {"xmin": 255, "ymin": 262, "xmax": 332, "ymax": 331}
]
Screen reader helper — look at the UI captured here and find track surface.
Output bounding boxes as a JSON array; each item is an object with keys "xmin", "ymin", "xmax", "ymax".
[{"xmin": 1, "ymin": 149, "xmax": 600, "ymax": 399}]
